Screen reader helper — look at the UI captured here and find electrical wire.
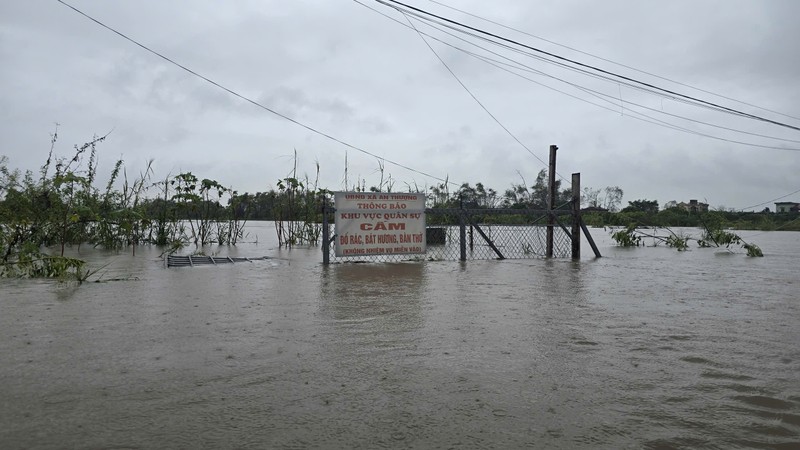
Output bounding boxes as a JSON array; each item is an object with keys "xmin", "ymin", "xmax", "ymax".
[
  {"xmin": 357, "ymin": 0, "xmax": 800, "ymax": 210},
  {"xmin": 361, "ymin": 0, "xmax": 649, "ymax": 189},
  {"xmin": 382, "ymin": 0, "xmax": 800, "ymax": 129},
  {"xmin": 56, "ymin": 0, "xmax": 457, "ymax": 188},
  {"xmin": 400, "ymin": 11, "xmax": 552, "ymax": 172},
  {"xmin": 738, "ymin": 187, "xmax": 800, "ymax": 211},
  {"xmin": 468, "ymin": 50, "xmax": 800, "ymax": 152},
  {"xmin": 395, "ymin": 6, "xmax": 695, "ymax": 107},
  {"xmin": 422, "ymin": 8, "xmax": 800, "ymax": 146},
  {"xmin": 384, "ymin": 3, "xmax": 800, "ymax": 138},
  {"xmin": 376, "ymin": 0, "xmax": 800, "ymax": 133},
  {"xmin": 427, "ymin": 0, "xmax": 800, "ymax": 123},
  {"xmin": 361, "ymin": 0, "xmax": 800, "ymax": 152},
  {"xmin": 58, "ymin": 0, "xmax": 800, "ymax": 205},
  {"xmin": 367, "ymin": 2, "xmax": 800, "ymax": 212}
]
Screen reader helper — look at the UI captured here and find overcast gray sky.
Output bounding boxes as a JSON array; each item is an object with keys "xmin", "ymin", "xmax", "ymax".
[{"xmin": 2, "ymin": 0, "xmax": 799, "ymax": 210}]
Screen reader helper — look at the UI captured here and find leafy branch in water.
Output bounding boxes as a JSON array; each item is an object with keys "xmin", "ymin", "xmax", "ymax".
[
  {"xmin": 697, "ymin": 214, "xmax": 762, "ymax": 256},
  {"xmin": 664, "ymin": 231, "xmax": 691, "ymax": 251},
  {"xmin": 610, "ymin": 215, "xmax": 763, "ymax": 257},
  {"xmin": 610, "ymin": 225, "xmax": 642, "ymax": 247},
  {"xmin": 742, "ymin": 243, "xmax": 763, "ymax": 257},
  {"xmin": 0, "ymin": 249, "xmax": 94, "ymax": 284},
  {"xmin": 610, "ymin": 225, "xmax": 689, "ymax": 251}
]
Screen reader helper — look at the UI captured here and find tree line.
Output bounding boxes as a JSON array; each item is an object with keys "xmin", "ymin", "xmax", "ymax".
[{"xmin": 583, "ymin": 199, "xmax": 799, "ymax": 231}]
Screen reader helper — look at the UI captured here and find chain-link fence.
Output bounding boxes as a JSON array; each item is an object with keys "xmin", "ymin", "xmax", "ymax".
[{"xmin": 323, "ymin": 207, "xmax": 578, "ymax": 263}]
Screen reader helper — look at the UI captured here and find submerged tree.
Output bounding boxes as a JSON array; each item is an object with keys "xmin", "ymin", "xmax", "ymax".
[
  {"xmin": 0, "ymin": 129, "xmax": 254, "ymax": 280},
  {"xmin": 610, "ymin": 212, "xmax": 762, "ymax": 257},
  {"xmin": 274, "ymin": 158, "xmax": 331, "ymax": 248},
  {"xmin": 501, "ymin": 169, "xmax": 572, "ymax": 209},
  {"xmin": 0, "ymin": 129, "xmax": 108, "ymax": 281}
]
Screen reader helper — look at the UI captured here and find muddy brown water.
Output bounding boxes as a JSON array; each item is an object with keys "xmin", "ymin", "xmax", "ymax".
[{"xmin": 1, "ymin": 223, "xmax": 798, "ymax": 449}]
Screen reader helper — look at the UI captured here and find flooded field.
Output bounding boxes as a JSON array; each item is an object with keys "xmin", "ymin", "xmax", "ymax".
[{"xmin": 1, "ymin": 223, "xmax": 798, "ymax": 449}]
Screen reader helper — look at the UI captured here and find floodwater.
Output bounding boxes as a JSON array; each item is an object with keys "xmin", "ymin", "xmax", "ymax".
[{"xmin": 1, "ymin": 223, "xmax": 798, "ymax": 449}]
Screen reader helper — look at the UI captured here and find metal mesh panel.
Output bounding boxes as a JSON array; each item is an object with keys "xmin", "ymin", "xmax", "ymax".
[
  {"xmin": 325, "ymin": 208, "xmax": 575, "ymax": 263},
  {"xmin": 461, "ymin": 224, "xmax": 573, "ymax": 259}
]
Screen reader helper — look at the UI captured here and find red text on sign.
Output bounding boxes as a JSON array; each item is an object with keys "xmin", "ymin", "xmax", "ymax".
[{"xmin": 359, "ymin": 222, "xmax": 406, "ymax": 231}]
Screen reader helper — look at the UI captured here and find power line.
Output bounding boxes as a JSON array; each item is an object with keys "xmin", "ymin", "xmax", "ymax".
[
  {"xmin": 468, "ymin": 50, "xmax": 800, "ymax": 152},
  {"xmin": 469, "ymin": 49, "xmax": 800, "ymax": 149},
  {"xmin": 56, "ymin": 0, "xmax": 456, "ymax": 188},
  {"xmin": 384, "ymin": 2, "xmax": 800, "ymax": 133},
  {"xmin": 360, "ymin": 0, "xmax": 670, "ymax": 187},
  {"xmin": 376, "ymin": 0, "xmax": 800, "ymax": 133},
  {"xmin": 398, "ymin": 10, "xmax": 553, "ymax": 173},
  {"xmin": 739, "ymin": 187, "xmax": 800, "ymax": 211},
  {"xmin": 368, "ymin": 3, "xmax": 681, "ymax": 128},
  {"xmin": 380, "ymin": 2, "xmax": 578, "ymax": 188},
  {"xmin": 396, "ymin": 5, "xmax": 690, "ymax": 106},
  {"xmin": 427, "ymin": 0, "xmax": 800, "ymax": 123},
  {"xmin": 354, "ymin": 0, "xmax": 619, "ymax": 116},
  {"xmin": 392, "ymin": 9, "xmax": 800, "ymax": 220},
  {"xmin": 362, "ymin": 0, "xmax": 800, "ymax": 152},
  {"xmin": 358, "ymin": 0, "xmax": 800, "ymax": 213},
  {"xmin": 356, "ymin": 0, "xmax": 591, "ymax": 188},
  {"xmin": 384, "ymin": 0, "xmax": 800, "ymax": 129}
]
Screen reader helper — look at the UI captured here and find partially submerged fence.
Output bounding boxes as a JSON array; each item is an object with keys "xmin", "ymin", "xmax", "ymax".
[
  {"xmin": 322, "ymin": 165, "xmax": 601, "ymax": 264},
  {"xmin": 321, "ymin": 201, "xmax": 600, "ymax": 264}
]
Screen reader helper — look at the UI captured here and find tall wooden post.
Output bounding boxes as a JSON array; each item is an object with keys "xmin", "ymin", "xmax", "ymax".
[
  {"xmin": 459, "ymin": 198, "xmax": 467, "ymax": 261},
  {"xmin": 571, "ymin": 172, "xmax": 581, "ymax": 259},
  {"xmin": 322, "ymin": 198, "xmax": 330, "ymax": 265},
  {"xmin": 546, "ymin": 145, "xmax": 558, "ymax": 258},
  {"xmin": 469, "ymin": 225, "xmax": 474, "ymax": 251}
]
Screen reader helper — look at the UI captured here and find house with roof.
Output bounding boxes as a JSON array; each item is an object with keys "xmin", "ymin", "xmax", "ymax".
[
  {"xmin": 775, "ymin": 202, "xmax": 800, "ymax": 213},
  {"xmin": 676, "ymin": 199, "xmax": 709, "ymax": 213}
]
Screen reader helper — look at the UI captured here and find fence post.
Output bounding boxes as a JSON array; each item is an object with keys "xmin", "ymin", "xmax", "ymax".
[
  {"xmin": 546, "ymin": 144, "xmax": 558, "ymax": 258},
  {"xmin": 459, "ymin": 198, "xmax": 467, "ymax": 261},
  {"xmin": 469, "ymin": 225, "xmax": 474, "ymax": 251},
  {"xmin": 322, "ymin": 198, "xmax": 330, "ymax": 265},
  {"xmin": 572, "ymin": 172, "xmax": 581, "ymax": 259}
]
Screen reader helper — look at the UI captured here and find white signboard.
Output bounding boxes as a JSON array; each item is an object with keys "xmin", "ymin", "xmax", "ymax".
[{"xmin": 334, "ymin": 192, "xmax": 426, "ymax": 257}]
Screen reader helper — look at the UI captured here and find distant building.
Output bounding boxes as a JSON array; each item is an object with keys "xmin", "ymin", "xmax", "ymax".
[
  {"xmin": 676, "ymin": 199, "xmax": 709, "ymax": 213},
  {"xmin": 775, "ymin": 202, "xmax": 800, "ymax": 213},
  {"xmin": 581, "ymin": 206, "xmax": 608, "ymax": 213}
]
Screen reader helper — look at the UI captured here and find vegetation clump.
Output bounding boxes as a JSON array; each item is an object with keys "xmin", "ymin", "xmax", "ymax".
[
  {"xmin": 610, "ymin": 214, "xmax": 763, "ymax": 257},
  {"xmin": 0, "ymin": 130, "xmax": 329, "ymax": 280},
  {"xmin": 610, "ymin": 225, "xmax": 642, "ymax": 247}
]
